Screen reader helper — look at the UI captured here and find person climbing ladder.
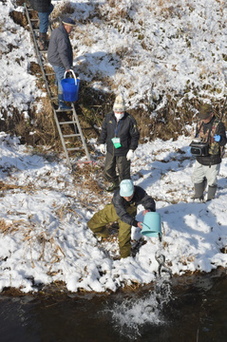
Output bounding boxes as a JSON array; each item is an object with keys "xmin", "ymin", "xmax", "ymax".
[{"xmin": 29, "ymin": 0, "xmax": 54, "ymax": 50}]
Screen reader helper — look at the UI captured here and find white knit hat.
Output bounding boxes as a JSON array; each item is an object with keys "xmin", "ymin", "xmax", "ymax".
[{"xmin": 113, "ymin": 94, "xmax": 126, "ymax": 112}]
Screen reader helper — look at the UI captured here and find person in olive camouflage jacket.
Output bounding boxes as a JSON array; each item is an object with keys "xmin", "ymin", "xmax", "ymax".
[{"xmin": 191, "ymin": 103, "xmax": 227, "ymax": 201}]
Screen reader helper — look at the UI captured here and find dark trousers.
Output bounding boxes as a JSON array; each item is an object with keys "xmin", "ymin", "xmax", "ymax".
[{"xmin": 104, "ymin": 152, "xmax": 131, "ymax": 183}]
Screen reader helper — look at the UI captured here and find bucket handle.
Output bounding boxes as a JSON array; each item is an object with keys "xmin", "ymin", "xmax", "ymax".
[
  {"xmin": 142, "ymin": 222, "xmax": 162, "ymax": 234},
  {"xmin": 64, "ymin": 69, "xmax": 77, "ymax": 82}
]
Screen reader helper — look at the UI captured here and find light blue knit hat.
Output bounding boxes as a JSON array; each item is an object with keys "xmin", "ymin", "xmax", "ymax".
[{"xmin": 120, "ymin": 179, "xmax": 134, "ymax": 197}]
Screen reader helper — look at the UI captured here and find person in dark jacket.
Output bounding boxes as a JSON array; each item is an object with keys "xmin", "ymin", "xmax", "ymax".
[
  {"xmin": 191, "ymin": 103, "xmax": 227, "ymax": 201},
  {"xmin": 87, "ymin": 179, "xmax": 156, "ymax": 258},
  {"xmin": 29, "ymin": 0, "xmax": 54, "ymax": 50},
  {"xmin": 99, "ymin": 94, "xmax": 140, "ymax": 191},
  {"xmin": 48, "ymin": 17, "xmax": 76, "ymax": 109}
]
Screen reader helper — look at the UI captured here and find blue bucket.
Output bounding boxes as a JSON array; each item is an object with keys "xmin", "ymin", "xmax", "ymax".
[
  {"xmin": 61, "ymin": 70, "xmax": 80, "ymax": 102},
  {"xmin": 141, "ymin": 212, "xmax": 162, "ymax": 238}
]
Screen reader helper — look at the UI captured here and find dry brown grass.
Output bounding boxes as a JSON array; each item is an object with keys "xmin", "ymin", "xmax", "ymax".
[
  {"xmin": 0, "ymin": 217, "xmax": 67, "ymax": 266},
  {"xmin": 9, "ymin": 9, "xmax": 28, "ymax": 28},
  {"xmin": 0, "ymin": 181, "xmax": 36, "ymax": 192},
  {"xmin": 72, "ymin": 162, "xmax": 106, "ymax": 196},
  {"xmin": 52, "ymin": 1, "xmax": 75, "ymax": 20},
  {"xmin": 6, "ymin": 0, "xmax": 227, "ymax": 156},
  {"xmin": 0, "ymin": 219, "xmax": 12, "ymax": 234}
]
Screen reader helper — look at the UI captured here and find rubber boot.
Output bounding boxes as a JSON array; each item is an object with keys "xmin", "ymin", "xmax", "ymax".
[
  {"xmin": 105, "ymin": 179, "xmax": 119, "ymax": 192},
  {"xmin": 38, "ymin": 33, "xmax": 48, "ymax": 51},
  {"xmin": 207, "ymin": 185, "xmax": 217, "ymax": 201},
  {"xmin": 192, "ymin": 182, "xmax": 205, "ymax": 201},
  {"xmin": 58, "ymin": 94, "xmax": 71, "ymax": 110}
]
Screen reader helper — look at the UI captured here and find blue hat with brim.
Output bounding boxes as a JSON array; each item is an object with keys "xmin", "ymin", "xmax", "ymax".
[{"xmin": 62, "ymin": 17, "xmax": 76, "ymax": 26}]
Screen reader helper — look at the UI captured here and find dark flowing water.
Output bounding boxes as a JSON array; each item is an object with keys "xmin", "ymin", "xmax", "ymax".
[{"xmin": 0, "ymin": 269, "xmax": 226, "ymax": 342}]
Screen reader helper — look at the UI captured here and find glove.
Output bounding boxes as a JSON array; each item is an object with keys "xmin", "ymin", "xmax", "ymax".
[
  {"xmin": 99, "ymin": 144, "xmax": 106, "ymax": 154},
  {"xmin": 214, "ymin": 135, "xmax": 221, "ymax": 142},
  {"xmin": 137, "ymin": 222, "xmax": 143, "ymax": 229},
  {"xmin": 126, "ymin": 149, "xmax": 134, "ymax": 161}
]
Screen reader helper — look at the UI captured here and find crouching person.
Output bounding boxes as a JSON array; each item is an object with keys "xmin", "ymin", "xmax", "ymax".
[{"xmin": 87, "ymin": 179, "xmax": 156, "ymax": 258}]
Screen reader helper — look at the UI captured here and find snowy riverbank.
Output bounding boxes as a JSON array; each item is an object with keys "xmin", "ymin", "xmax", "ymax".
[{"xmin": 0, "ymin": 133, "xmax": 226, "ymax": 293}]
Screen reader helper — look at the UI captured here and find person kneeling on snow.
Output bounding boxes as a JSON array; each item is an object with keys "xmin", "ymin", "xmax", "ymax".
[{"xmin": 87, "ymin": 179, "xmax": 156, "ymax": 258}]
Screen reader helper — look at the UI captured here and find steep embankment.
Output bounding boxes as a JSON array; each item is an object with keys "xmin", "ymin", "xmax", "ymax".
[{"xmin": 0, "ymin": 0, "xmax": 226, "ymax": 148}]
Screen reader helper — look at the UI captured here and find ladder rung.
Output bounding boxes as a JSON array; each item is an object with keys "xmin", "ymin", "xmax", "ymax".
[
  {"xmin": 59, "ymin": 120, "xmax": 76, "ymax": 125},
  {"xmin": 63, "ymin": 134, "xmax": 81, "ymax": 138},
  {"xmin": 66, "ymin": 147, "xmax": 81, "ymax": 151},
  {"xmin": 56, "ymin": 109, "xmax": 73, "ymax": 113}
]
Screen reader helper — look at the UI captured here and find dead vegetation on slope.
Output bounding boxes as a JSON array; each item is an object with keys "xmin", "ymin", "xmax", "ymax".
[{"xmin": 2, "ymin": 2, "xmax": 227, "ymax": 154}]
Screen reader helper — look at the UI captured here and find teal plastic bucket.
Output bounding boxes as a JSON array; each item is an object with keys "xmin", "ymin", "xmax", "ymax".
[
  {"xmin": 61, "ymin": 70, "xmax": 80, "ymax": 102},
  {"xmin": 141, "ymin": 212, "xmax": 161, "ymax": 238}
]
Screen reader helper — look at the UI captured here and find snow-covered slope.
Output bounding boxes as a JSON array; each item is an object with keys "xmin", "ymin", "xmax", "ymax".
[
  {"xmin": 0, "ymin": 0, "xmax": 226, "ymax": 117},
  {"xmin": 0, "ymin": 0, "xmax": 226, "ymax": 293},
  {"xmin": 0, "ymin": 133, "xmax": 226, "ymax": 293}
]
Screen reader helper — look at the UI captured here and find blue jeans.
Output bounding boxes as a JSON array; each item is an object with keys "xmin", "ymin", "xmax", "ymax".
[
  {"xmin": 52, "ymin": 65, "xmax": 65, "ymax": 94},
  {"xmin": 38, "ymin": 4, "xmax": 54, "ymax": 33}
]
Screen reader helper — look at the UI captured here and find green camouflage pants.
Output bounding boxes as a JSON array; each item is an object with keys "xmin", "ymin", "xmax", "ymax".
[{"xmin": 87, "ymin": 203, "xmax": 137, "ymax": 258}]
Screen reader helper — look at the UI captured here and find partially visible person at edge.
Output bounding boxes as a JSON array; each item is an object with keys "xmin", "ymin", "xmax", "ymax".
[
  {"xmin": 99, "ymin": 94, "xmax": 140, "ymax": 192},
  {"xmin": 87, "ymin": 179, "xmax": 156, "ymax": 259},
  {"xmin": 48, "ymin": 17, "xmax": 76, "ymax": 110},
  {"xmin": 191, "ymin": 103, "xmax": 227, "ymax": 202},
  {"xmin": 29, "ymin": 0, "xmax": 54, "ymax": 50}
]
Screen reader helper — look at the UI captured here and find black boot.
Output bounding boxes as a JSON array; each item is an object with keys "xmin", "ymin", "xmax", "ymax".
[
  {"xmin": 207, "ymin": 185, "xmax": 217, "ymax": 201},
  {"xmin": 105, "ymin": 181, "xmax": 119, "ymax": 192}
]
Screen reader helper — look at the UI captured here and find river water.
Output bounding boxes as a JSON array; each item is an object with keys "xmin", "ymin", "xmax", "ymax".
[{"xmin": 0, "ymin": 268, "xmax": 226, "ymax": 342}]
